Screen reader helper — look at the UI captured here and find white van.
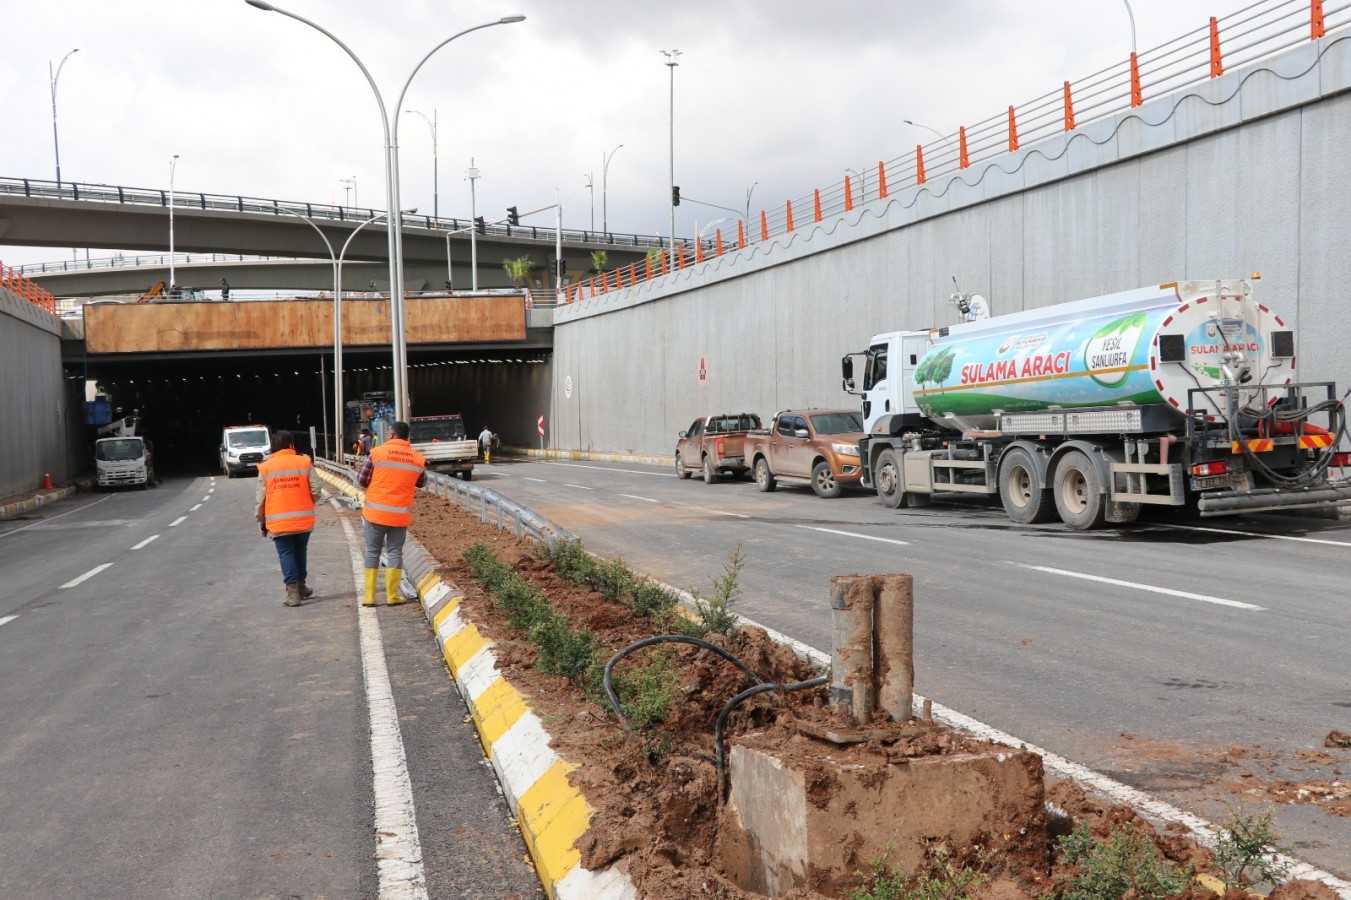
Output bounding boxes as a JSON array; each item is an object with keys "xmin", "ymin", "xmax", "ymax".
[{"xmin": 220, "ymin": 425, "xmax": 272, "ymax": 478}]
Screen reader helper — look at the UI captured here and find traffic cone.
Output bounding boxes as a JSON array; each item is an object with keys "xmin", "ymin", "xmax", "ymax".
[{"xmin": 43, "ymin": 471, "xmax": 53, "ymax": 489}]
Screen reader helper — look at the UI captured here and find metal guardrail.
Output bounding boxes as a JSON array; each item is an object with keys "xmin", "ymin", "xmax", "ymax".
[{"xmin": 315, "ymin": 458, "xmax": 576, "ymax": 549}]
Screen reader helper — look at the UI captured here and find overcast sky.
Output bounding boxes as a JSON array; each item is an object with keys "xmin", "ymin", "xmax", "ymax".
[{"xmin": 2, "ymin": 0, "xmax": 1253, "ymax": 269}]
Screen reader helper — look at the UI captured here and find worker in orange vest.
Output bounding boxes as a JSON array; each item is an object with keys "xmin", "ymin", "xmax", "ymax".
[
  {"xmin": 356, "ymin": 420, "xmax": 427, "ymax": 607},
  {"xmin": 255, "ymin": 430, "xmax": 322, "ymax": 607}
]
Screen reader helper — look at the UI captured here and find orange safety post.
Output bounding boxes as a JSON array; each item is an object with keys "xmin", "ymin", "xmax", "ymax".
[
  {"xmin": 629, "ymin": 262, "xmax": 637, "ymax": 284},
  {"xmin": 589, "ymin": 277, "xmax": 596, "ymax": 297},
  {"xmin": 644, "ymin": 256, "xmax": 653, "ymax": 281},
  {"xmin": 1063, "ymin": 82, "xmax": 1076, "ymax": 131},
  {"xmin": 959, "ymin": 127, "xmax": 970, "ymax": 167},
  {"xmin": 600, "ymin": 271, "xmax": 608, "ymax": 293},
  {"xmin": 616, "ymin": 267, "xmax": 624, "ymax": 289},
  {"xmin": 661, "ymin": 251, "xmax": 670, "ymax": 275},
  {"xmin": 813, "ymin": 188, "xmax": 822, "ymax": 223},
  {"xmin": 1209, "ymin": 18, "xmax": 1224, "ymax": 77},
  {"xmin": 759, "ymin": 211, "xmax": 769, "ymax": 241},
  {"xmin": 1129, "ymin": 52, "xmax": 1143, "ymax": 107},
  {"xmin": 677, "ymin": 244, "xmax": 685, "ymax": 269},
  {"xmin": 1007, "ymin": 106, "xmax": 1020, "ymax": 152},
  {"xmin": 844, "ymin": 175, "xmax": 854, "ymax": 211},
  {"xmin": 915, "ymin": 145, "xmax": 926, "ymax": 185},
  {"xmin": 737, "ymin": 219, "xmax": 746, "ymax": 249},
  {"xmin": 1311, "ymin": 0, "xmax": 1325, "ymax": 39},
  {"xmin": 785, "ymin": 199, "xmax": 794, "ymax": 233},
  {"xmin": 877, "ymin": 161, "xmax": 887, "ymax": 198},
  {"xmin": 715, "ymin": 229, "xmax": 723, "ymax": 256},
  {"xmin": 695, "ymin": 238, "xmax": 704, "ymax": 264}
]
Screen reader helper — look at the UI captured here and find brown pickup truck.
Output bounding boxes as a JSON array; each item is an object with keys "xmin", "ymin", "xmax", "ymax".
[
  {"xmin": 675, "ymin": 413, "xmax": 763, "ymax": 484},
  {"xmin": 743, "ymin": 408, "xmax": 867, "ymax": 498}
]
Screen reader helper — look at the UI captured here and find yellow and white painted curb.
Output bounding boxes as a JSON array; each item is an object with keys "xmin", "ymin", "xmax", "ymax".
[
  {"xmin": 316, "ymin": 467, "xmax": 637, "ymax": 899},
  {"xmin": 0, "ymin": 484, "xmax": 77, "ymax": 521}
]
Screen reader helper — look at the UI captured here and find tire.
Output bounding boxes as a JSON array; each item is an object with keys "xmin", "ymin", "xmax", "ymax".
[
  {"xmin": 999, "ymin": 447, "xmax": 1056, "ymax": 524},
  {"xmin": 702, "ymin": 455, "xmax": 720, "ymax": 485},
  {"xmin": 874, "ymin": 449, "xmax": 905, "ymax": 509},
  {"xmin": 461, "ymin": 470, "xmax": 473, "ymax": 482},
  {"xmin": 1054, "ymin": 450, "xmax": 1106, "ymax": 530},
  {"xmin": 811, "ymin": 460, "xmax": 843, "ymax": 499},
  {"xmin": 754, "ymin": 458, "xmax": 777, "ymax": 492},
  {"xmin": 675, "ymin": 453, "xmax": 692, "ymax": 479}
]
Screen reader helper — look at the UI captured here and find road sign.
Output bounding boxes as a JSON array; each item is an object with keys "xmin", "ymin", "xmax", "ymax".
[
  {"xmin": 564, "ymin": 375, "xmax": 573, "ymax": 399},
  {"xmin": 537, "ymin": 414, "xmax": 545, "ymax": 437},
  {"xmin": 697, "ymin": 354, "xmax": 708, "ymax": 387}
]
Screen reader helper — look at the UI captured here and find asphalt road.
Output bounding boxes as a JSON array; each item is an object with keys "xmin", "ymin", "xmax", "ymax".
[
  {"xmin": 469, "ymin": 456, "xmax": 1351, "ymax": 881},
  {"xmin": 0, "ymin": 476, "xmax": 541, "ymax": 899}
]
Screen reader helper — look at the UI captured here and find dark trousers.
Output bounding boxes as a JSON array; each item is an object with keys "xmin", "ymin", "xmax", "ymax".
[{"xmin": 273, "ymin": 532, "xmax": 311, "ymax": 585}]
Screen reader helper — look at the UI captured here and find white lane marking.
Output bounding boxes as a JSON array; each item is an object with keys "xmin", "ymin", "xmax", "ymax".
[
  {"xmin": 618, "ymin": 494, "xmax": 659, "ymax": 503},
  {"xmin": 190, "ymin": 504, "xmax": 203, "ymax": 511},
  {"xmin": 131, "ymin": 535, "xmax": 160, "ymax": 550},
  {"xmin": 552, "ymin": 461, "xmax": 675, "ymax": 478},
  {"xmin": 0, "ymin": 494, "xmax": 113, "ymax": 539},
  {"xmin": 169, "ymin": 516, "xmax": 188, "ymax": 527},
  {"xmin": 202, "ymin": 495, "xmax": 211, "ymax": 502},
  {"xmin": 669, "ymin": 502, "xmax": 750, "ymax": 519},
  {"xmin": 1160, "ymin": 522, "xmax": 1351, "ymax": 547},
  {"xmin": 562, "ymin": 483, "xmax": 593, "ymax": 491},
  {"xmin": 1011, "ymin": 563, "xmax": 1264, "ymax": 610},
  {"xmin": 338, "ymin": 516, "xmax": 427, "ymax": 898},
  {"xmin": 0, "ymin": 615, "xmax": 17, "ymax": 628},
  {"xmin": 60, "ymin": 563, "xmax": 113, "ymax": 589},
  {"xmin": 524, "ymin": 477, "xmax": 548, "ymax": 483},
  {"xmin": 798, "ymin": 525, "xmax": 910, "ymax": 546}
]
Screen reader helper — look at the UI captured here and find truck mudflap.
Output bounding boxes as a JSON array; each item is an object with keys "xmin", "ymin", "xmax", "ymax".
[{"xmin": 1196, "ymin": 482, "xmax": 1351, "ymax": 516}]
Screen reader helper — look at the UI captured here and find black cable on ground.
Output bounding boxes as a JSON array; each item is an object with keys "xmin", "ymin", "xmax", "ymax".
[
  {"xmin": 602, "ymin": 635, "xmax": 766, "ymax": 735},
  {"xmin": 714, "ymin": 676, "xmax": 828, "ymax": 801}
]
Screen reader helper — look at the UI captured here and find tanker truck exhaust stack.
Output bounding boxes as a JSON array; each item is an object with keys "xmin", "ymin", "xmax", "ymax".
[{"xmin": 844, "ymin": 279, "xmax": 1351, "ymax": 529}]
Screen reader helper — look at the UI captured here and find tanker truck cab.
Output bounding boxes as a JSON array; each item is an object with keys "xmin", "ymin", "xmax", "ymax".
[
  {"xmin": 846, "ymin": 279, "xmax": 1351, "ymax": 530},
  {"xmin": 220, "ymin": 425, "xmax": 272, "ymax": 478}
]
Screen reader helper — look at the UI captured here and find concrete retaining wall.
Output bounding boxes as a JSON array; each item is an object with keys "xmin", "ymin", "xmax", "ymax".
[{"xmin": 550, "ymin": 33, "xmax": 1351, "ymax": 457}]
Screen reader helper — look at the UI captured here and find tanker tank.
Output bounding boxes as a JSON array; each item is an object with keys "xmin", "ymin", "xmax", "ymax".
[{"xmin": 911, "ymin": 279, "xmax": 1293, "ymax": 432}]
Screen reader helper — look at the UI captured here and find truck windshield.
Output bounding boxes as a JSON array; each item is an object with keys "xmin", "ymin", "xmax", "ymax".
[
  {"xmin": 410, "ymin": 417, "xmax": 466, "ymax": 442},
  {"xmin": 228, "ymin": 430, "xmax": 269, "ymax": 449},
  {"xmin": 809, "ymin": 412, "xmax": 864, "ymax": 434},
  {"xmin": 97, "ymin": 439, "xmax": 143, "ymax": 461}
]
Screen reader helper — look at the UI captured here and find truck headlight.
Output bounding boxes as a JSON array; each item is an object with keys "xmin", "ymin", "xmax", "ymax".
[{"xmin": 832, "ymin": 442, "xmax": 860, "ymax": 457}]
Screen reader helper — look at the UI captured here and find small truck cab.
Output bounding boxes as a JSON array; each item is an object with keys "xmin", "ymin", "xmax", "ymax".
[{"xmin": 221, "ymin": 425, "xmax": 272, "ymax": 478}]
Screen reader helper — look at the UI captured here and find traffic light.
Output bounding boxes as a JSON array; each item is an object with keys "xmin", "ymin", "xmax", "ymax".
[
  {"xmin": 672, "ymin": 185, "xmax": 681, "ymax": 206},
  {"xmin": 555, "ymin": 259, "xmax": 567, "ymax": 277},
  {"xmin": 507, "ymin": 206, "xmax": 520, "ymax": 226},
  {"xmin": 474, "ymin": 216, "xmax": 485, "ymax": 234}
]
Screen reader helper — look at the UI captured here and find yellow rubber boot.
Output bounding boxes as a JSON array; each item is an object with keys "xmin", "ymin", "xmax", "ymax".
[
  {"xmin": 362, "ymin": 568, "xmax": 377, "ymax": 607},
  {"xmin": 385, "ymin": 567, "xmax": 407, "ymax": 605}
]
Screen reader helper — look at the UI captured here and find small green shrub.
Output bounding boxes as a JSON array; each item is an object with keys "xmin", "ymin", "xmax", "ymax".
[
  {"xmin": 1057, "ymin": 822, "xmax": 1191, "ymax": 900},
  {"xmin": 496, "ymin": 578, "xmax": 549, "ymax": 630},
  {"xmin": 849, "ymin": 850, "xmax": 907, "ymax": 900},
  {"xmin": 591, "ymin": 555, "xmax": 635, "ymax": 603},
  {"xmin": 629, "ymin": 577, "xmax": 680, "ymax": 621},
  {"xmin": 1214, "ymin": 804, "xmax": 1291, "ymax": 891},
  {"xmin": 690, "ymin": 545, "xmax": 746, "ymax": 635},
  {"xmin": 464, "ymin": 543, "xmax": 513, "ymax": 590},
  {"xmin": 530, "ymin": 609, "xmax": 595, "ymax": 680},
  {"xmin": 540, "ymin": 538, "xmax": 596, "ymax": 583}
]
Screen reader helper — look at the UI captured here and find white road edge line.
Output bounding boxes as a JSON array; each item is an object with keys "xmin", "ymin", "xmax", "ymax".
[
  {"xmin": 0, "ymin": 494, "xmax": 113, "ymax": 539},
  {"xmin": 190, "ymin": 504, "xmax": 203, "ymax": 511},
  {"xmin": 131, "ymin": 535, "xmax": 160, "ymax": 550},
  {"xmin": 1011, "ymin": 563, "xmax": 1264, "ymax": 610},
  {"xmin": 169, "ymin": 516, "xmax": 187, "ymax": 527},
  {"xmin": 562, "ymin": 483, "xmax": 593, "ymax": 491},
  {"xmin": 552, "ymin": 461, "xmax": 677, "ymax": 478},
  {"xmin": 338, "ymin": 512, "xmax": 427, "ymax": 899},
  {"xmin": 798, "ymin": 525, "xmax": 910, "ymax": 546},
  {"xmin": 1160, "ymin": 522, "xmax": 1351, "ymax": 547},
  {"xmin": 60, "ymin": 563, "xmax": 113, "ymax": 589},
  {"xmin": 523, "ymin": 477, "xmax": 548, "ymax": 483},
  {"xmin": 669, "ymin": 502, "xmax": 750, "ymax": 519},
  {"xmin": 0, "ymin": 615, "xmax": 17, "ymax": 628},
  {"xmin": 618, "ymin": 493, "xmax": 659, "ymax": 503}
]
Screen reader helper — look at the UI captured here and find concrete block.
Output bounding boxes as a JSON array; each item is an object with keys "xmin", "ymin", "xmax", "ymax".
[{"xmin": 718, "ymin": 732, "xmax": 1045, "ymax": 897}]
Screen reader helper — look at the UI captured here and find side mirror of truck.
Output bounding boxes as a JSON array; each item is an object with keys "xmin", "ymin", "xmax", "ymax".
[
  {"xmin": 842, "ymin": 357, "xmax": 854, "ymax": 380},
  {"xmin": 678, "ymin": 430, "xmax": 687, "ymax": 439},
  {"xmin": 794, "ymin": 428, "xmax": 810, "ymax": 439},
  {"xmin": 842, "ymin": 377, "xmax": 855, "ymax": 393}
]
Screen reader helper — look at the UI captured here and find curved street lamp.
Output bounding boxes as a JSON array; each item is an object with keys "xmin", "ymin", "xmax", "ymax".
[
  {"xmin": 50, "ymin": 48, "xmax": 79, "ymax": 187},
  {"xmin": 404, "ymin": 108, "xmax": 438, "ymax": 222},
  {"xmin": 602, "ymin": 143, "xmax": 623, "ymax": 234},
  {"xmin": 168, "ymin": 154, "xmax": 180, "ymax": 292},
  {"xmin": 245, "ymin": 0, "xmax": 525, "ymax": 420}
]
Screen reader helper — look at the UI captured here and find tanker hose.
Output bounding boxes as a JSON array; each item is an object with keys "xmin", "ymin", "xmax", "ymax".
[
  {"xmin": 714, "ymin": 676, "xmax": 828, "ymax": 802},
  {"xmin": 601, "ymin": 635, "xmax": 766, "ymax": 736},
  {"xmin": 1234, "ymin": 391, "xmax": 1349, "ymax": 487}
]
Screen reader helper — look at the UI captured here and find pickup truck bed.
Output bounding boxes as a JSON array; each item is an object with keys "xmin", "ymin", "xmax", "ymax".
[{"xmin": 675, "ymin": 413, "xmax": 763, "ymax": 484}]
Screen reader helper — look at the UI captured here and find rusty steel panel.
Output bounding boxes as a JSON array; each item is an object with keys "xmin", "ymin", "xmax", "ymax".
[{"xmin": 83, "ymin": 296, "xmax": 526, "ymax": 353}]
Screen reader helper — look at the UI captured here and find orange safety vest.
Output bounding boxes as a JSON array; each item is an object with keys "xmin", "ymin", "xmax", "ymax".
[
  {"xmin": 363, "ymin": 438, "xmax": 426, "ymax": 527},
  {"xmin": 258, "ymin": 449, "xmax": 316, "ymax": 534}
]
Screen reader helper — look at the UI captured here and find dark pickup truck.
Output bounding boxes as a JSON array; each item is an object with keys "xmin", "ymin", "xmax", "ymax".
[{"xmin": 675, "ymin": 413, "xmax": 763, "ymax": 483}]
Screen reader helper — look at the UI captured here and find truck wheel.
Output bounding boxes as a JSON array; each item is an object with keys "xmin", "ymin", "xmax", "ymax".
[
  {"xmin": 461, "ymin": 470, "xmax": 473, "ymax": 482},
  {"xmin": 754, "ymin": 458, "xmax": 777, "ymax": 492},
  {"xmin": 702, "ymin": 455, "xmax": 720, "ymax": 484},
  {"xmin": 811, "ymin": 461, "xmax": 843, "ymax": 499},
  {"xmin": 1054, "ymin": 450, "xmax": 1106, "ymax": 530},
  {"xmin": 999, "ymin": 447, "xmax": 1056, "ymax": 524},
  {"xmin": 875, "ymin": 449, "xmax": 905, "ymax": 509},
  {"xmin": 675, "ymin": 453, "xmax": 692, "ymax": 480}
]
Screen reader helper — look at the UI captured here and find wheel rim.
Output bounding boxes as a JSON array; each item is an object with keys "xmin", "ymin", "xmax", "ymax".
[
  {"xmin": 1062, "ymin": 469, "xmax": 1089, "ymax": 514},
  {"xmin": 816, "ymin": 469, "xmax": 836, "ymax": 492},
  {"xmin": 756, "ymin": 463, "xmax": 768, "ymax": 486},
  {"xmin": 675, "ymin": 455, "xmax": 684, "ymax": 476},
  {"xmin": 1006, "ymin": 465, "xmax": 1032, "ymax": 508},
  {"xmin": 878, "ymin": 462, "xmax": 898, "ymax": 497}
]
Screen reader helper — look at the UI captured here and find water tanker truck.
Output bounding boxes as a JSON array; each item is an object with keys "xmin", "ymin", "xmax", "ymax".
[{"xmin": 842, "ymin": 279, "xmax": 1351, "ymax": 529}]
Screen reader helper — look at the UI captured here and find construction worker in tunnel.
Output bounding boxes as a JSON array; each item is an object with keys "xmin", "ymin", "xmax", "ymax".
[{"xmin": 356, "ymin": 420, "xmax": 427, "ymax": 606}]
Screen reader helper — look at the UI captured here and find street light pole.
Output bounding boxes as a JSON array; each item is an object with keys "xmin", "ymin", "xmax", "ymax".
[
  {"xmin": 745, "ymin": 182, "xmax": 758, "ymax": 222},
  {"xmin": 168, "ymin": 154, "xmax": 180, "ymax": 291},
  {"xmin": 340, "ymin": 175, "xmax": 358, "ymax": 208},
  {"xmin": 466, "ymin": 158, "xmax": 480, "ymax": 290},
  {"xmin": 1122, "ymin": 0, "xmax": 1137, "ymax": 57},
  {"xmin": 245, "ymin": 0, "xmax": 525, "ymax": 422},
  {"xmin": 584, "ymin": 173, "xmax": 594, "ymax": 233},
  {"xmin": 405, "ymin": 108, "xmax": 438, "ymax": 222},
  {"xmin": 662, "ymin": 50, "xmax": 680, "ymax": 265},
  {"xmin": 602, "ymin": 143, "xmax": 622, "ymax": 234},
  {"xmin": 50, "ymin": 48, "xmax": 79, "ymax": 187}
]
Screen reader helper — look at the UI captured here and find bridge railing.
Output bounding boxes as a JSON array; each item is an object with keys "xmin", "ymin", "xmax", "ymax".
[
  {"xmin": 0, "ymin": 261, "xmax": 57, "ymax": 313},
  {"xmin": 566, "ymin": 0, "xmax": 1350, "ymax": 305}
]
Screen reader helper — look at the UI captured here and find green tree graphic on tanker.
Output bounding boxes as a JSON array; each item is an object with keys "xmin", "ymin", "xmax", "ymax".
[
  {"xmin": 915, "ymin": 347, "xmax": 956, "ymax": 388},
  {"xmin": 1084, "ymin": 312, "xmax": 1147, "ymax": 387}
]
